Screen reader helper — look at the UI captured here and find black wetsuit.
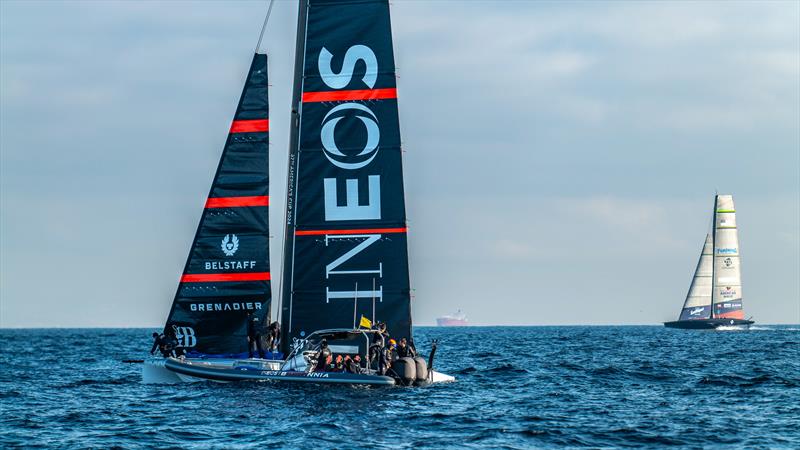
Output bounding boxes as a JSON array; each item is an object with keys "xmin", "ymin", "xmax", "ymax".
[
  {"xmin": 345, "ymin": 358, "xmax": 359, "ymax": 374},
  {"xmin": 247, "ymin": 317, "xmax": 266, "ymax": 359},
  {"xmin": 315, "ymin": 347, "xmax": 331, "ymax": 372},
  {"xmin": 267, "ymin": 321, "xmax": 281, "ymax": 352},
  {"xmin": 150, "ymin": 333, "xmax": 167, "ymax": 356},
  {"xmin": 397, "ymin": 343, "xmax": 416, "ymax": 358}
]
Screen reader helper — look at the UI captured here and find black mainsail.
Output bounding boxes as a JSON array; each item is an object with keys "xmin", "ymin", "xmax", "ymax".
[
  {"xmin": 163, "ymin": 54, "xmax": 271, "ymax": 357},
  {"xmin": 280, "ymin": 0, "xmax": 412, "ymax": 350}
]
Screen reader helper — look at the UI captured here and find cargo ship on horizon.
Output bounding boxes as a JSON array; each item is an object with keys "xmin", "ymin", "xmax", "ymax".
[{"xmin": 436, "ymin": 310, "xmax": 468, "ymax": 327}]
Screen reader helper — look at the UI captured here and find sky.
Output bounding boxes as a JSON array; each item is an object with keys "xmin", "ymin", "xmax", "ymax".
[{"xmin": 1, "ymin": 0, "xmax": 798, "ymax": 328}]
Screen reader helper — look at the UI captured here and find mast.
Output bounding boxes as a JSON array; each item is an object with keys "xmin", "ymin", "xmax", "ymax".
[
  {"xmin": 710, "ymin": 194, "xmax": 717, "ymax": 319},
  {"xmin": 279, "ymin": 0, "xmax": 309, "ymax": 353}
]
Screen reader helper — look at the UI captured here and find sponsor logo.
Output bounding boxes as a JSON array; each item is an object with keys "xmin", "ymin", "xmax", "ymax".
[
  {"xmin": 190, "ymin": 302, "xmax": 262, "ymax": 312},
  {"xmin": 257, "ymin": 370, "xmax": 330, "ymax": 379},
  {"xmin": 689, "ymin": 307, "xmax": 705, "ymax": 316},
  {"xmin": 204, "ymin": 260, "xmax": 257, "ymax": 270},
  {"xmin": 320, "ymin": 103, "xmax": 380, "ymax": 170},
  {"xmin": 723, "ymin": 257, "xmax": 733, "ymax": 268},
  {"xmin": 717, "ymin": 248, "xmax": 737, "ymax": 255},
  {"xmin": 316, "ymin": 44, "xmax": 386, "ymax": 305},
  {"xmin": 172, "ymin": 325, "xmax": 196, "ymax": 348},
  {"xmin": 221, "ymin": 234, "xmax": 239, "ymax": 257},
  {"xmin": 720, "ymin": 286, "xmax": 737, "ymax": 298}
]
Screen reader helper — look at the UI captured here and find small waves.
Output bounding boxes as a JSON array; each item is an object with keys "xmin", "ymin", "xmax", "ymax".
[{"xmin": 1, "ymin": 326, "xmax": 799, "ymax": 448}]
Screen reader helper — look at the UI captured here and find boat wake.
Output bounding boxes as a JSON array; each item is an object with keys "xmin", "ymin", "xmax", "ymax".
[{"xmin": 715, "ymin": 326, "xmax": 750, "ymax": 331}]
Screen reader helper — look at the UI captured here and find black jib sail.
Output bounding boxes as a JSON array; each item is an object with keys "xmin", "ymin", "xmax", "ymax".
[
  {"xmin": 280, "ymin": 0, "xmax": 412, "ymax": 350},
  {"xmin": 163, "ymin": 53, "xmax": 271, "ymax": 357}
]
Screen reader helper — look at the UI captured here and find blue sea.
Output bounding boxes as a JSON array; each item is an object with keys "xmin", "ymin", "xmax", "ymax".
[{"xmin": 1, "ymin": 326, "xmax": 798, "ymax": 448}]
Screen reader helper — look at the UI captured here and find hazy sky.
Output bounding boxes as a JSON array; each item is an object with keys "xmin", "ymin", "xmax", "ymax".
[{"xmin": 1, "ymin": 1, "xmax": 798, "ymax": 327}]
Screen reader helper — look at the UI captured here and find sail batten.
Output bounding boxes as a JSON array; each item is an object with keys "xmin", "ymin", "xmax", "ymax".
[
  {"xmin": 163, "ymin": 54, "xmax": 271, "ymax": 356},
  {"xmin": 281, "ymin": 0, "xmax": 412, "ymax": 350}
]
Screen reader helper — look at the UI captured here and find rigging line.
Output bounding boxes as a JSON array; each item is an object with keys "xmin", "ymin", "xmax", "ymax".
[{"xmin": 255, "ymin": 0, "xmax": 276, "ymax": 54}]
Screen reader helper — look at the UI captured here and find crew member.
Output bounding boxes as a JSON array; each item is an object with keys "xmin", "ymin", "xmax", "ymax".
[
  {"xmin": 396, "ymin": 337, "xmax": 416, "ymax": 358},
  {"xmin": 267, "ymin": 321, "xmax": 281, "ymax": 352},
  {"xmin": 315, "ymin": 339, "xmax": 332, "ymax": 372},
  {"xmin": 380, "ymin": 339, "xmax": 397, "ymax": 375},
  {"xmin": 333, "ymin": 354, "xmax": 344, "ymax": 372},
  {"xmin": 150, "ymin": 332, "xmax": 167, "ymax": 357},
  {"xmin": 343, "ymin": 355, "xmax": 358, "ymax": 374},
  {"xmin": 247, "ymin": 314, "xmax": 266, "ymax": 359}
]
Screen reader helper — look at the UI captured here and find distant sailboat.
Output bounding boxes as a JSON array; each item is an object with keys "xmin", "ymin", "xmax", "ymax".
[{"xmin": 665, "ymin": 194, "xmax": 754, "ymax": 329}]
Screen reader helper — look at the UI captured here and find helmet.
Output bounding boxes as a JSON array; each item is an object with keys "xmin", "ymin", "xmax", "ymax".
[{"xmin": 389, "ymin": 339, "xmax": 397, "ymax": 347}]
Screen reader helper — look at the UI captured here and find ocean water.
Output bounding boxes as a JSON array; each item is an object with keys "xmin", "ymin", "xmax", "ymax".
[{"xmin": 1, "ymin": 326, "xmax": 798, "ymax": 448}]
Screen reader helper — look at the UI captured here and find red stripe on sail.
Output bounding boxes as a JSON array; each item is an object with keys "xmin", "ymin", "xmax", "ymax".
[
  {"xmin": 205, "ymin": 196, "xmax": 269, "ymax": 208},
  {"xmin": 181, "ymin": 272, "xmax": 271, "ymax": 283},
  {"xmin": 230, "ymin": 119, "xmax": 269, "ymax": 133},
  {"xmin": 302, "ymin": 88, "xmax": 397, "ymax": 103},
  {"xmin": 295, "ymin": 227, "xmax": 407, "ymax": 236}
]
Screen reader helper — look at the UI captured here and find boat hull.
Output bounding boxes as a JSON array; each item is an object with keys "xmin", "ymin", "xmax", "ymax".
[
  {"xmin": 163, "ymin": 358, "xmax": 397, "ymax": 386},
  {"xmin": 664, "ymin": 318, "xmax": 754, "ymax": 329},
  {"xmin": 436, "ymin": 318, "xmax": 468, "ymax": 327}
]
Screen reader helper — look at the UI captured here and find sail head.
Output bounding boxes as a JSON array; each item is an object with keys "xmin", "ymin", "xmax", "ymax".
[{"xmin": 163, "ymin": 54, "xmax": 271, "ymax": 357}]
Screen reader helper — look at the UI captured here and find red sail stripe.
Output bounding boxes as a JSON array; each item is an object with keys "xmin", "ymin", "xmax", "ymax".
[
  {"xmin": 230, "ymin": 119, "xmax": 269, "ymax": 133},
  {"xmin": 205, "ymin": 196, "xmax": 269, "ymax": 208},
  {"xmin": 295, "ymin": 227, "xmax": 407, "ymax": 236},
  {"xmin": 181, "ymin": 272, "xmax": 271, "ymax": 283},
  {"xmin": 302, "ymin": 88, "xmax": 397, "ymax": 103}
]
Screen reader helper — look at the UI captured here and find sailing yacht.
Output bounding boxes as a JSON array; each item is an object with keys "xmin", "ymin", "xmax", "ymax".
[
  {"xmin": 143, "ymin": 0, "xmax": 453, "ymax": 385},
  {"xmin": 664, "ymin": 195, "xmax": 754, "ymax": 329}
]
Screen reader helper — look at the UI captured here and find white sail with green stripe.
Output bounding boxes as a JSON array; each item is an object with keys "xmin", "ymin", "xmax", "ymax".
[{"xmin": 711, "ymin": 194, "xmax": 744, "ymax": 319}]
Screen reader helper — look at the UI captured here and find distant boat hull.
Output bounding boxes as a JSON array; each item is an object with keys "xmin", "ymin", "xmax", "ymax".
[
  {"xmin": 664, "ymin": 318, "xmax": 754, "ymax": 329},
  {"xmin": 436, "ymin": 318, "xmax": 468, "ymax": 327}
]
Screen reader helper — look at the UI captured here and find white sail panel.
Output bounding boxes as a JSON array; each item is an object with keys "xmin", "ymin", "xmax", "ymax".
[
  {"xmin": 678, "ymin": 234, "xmax": 713, "ymax": 320},
  {"xmin": 712, "ymin": 195, "xmax": 744, "ymax": 319}
]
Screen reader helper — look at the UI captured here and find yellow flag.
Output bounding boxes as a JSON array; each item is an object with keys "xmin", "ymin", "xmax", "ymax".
[{"xmin": 359, "ymin": 315, "xmax": 372, "ymax": 329}]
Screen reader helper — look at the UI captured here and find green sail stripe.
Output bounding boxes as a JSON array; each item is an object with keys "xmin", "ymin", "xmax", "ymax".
[{"xmin": 716, "ymin": 209, "xmax": 735, "ymax": 213}]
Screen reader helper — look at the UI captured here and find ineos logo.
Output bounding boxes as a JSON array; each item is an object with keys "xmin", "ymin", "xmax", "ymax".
[
  {"xmin": 319, "ymin": 45, "xmax": 380, "ymax": 172},
  {"xmin": 321, "ymin": 103, "xmax": 379, "ymax": 170}
]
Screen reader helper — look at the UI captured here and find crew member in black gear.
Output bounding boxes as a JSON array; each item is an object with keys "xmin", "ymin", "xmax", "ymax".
[
  {"xmin": 150, "ymin": 332, "xmax": 168, "ymax": 357},
  {"xmin": 314, "ymin": 339, "xmax": 331, "ymax": 372},
  {"xmin": 379, "ymin": 339, "xmax": 397, "ymax": 375},
  {"xmin": 343, "ymin": 355, "xmax": 358, "ymax": 374},
  {"xmin": 396, "ymin": 337, "xmax": 416, "ymax": 358},
  {"xmin": 267, "ymin": 321, "xmax": 281, "ymax": 352},
  {"xmin": 247, "ymin": 314, "xmax": 266, "ymax": 359}
]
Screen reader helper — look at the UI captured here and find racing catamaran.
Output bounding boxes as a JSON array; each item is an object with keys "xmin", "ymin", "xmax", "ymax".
[
  {"xmin": 143, "ymin": 0, "xmax": 453, "ymax": 386},
  {"xmin": 664, "ymin": 194, "xmax": 754, "ymax": 329}
]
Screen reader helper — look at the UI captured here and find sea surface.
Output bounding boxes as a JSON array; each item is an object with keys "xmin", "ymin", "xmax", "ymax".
[{"xmin": 1, "ymin": 326, "xmax": 798, "ymax": 448}]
